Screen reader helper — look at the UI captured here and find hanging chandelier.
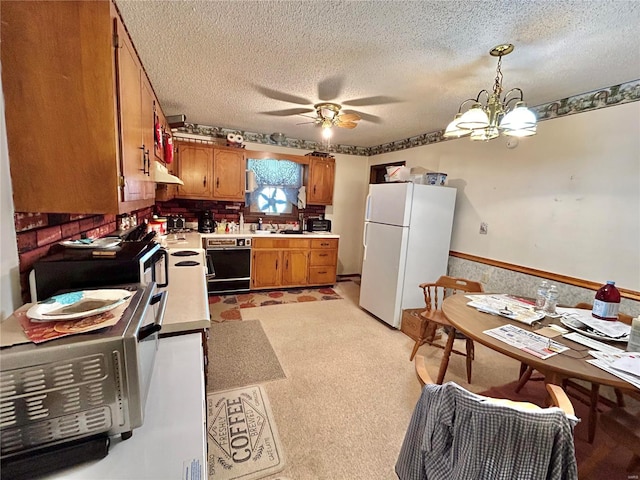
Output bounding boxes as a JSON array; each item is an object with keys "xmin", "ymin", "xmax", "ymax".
[{"xmin": 443, "ymin": 44, "xmax": 537, "ymax": 141}]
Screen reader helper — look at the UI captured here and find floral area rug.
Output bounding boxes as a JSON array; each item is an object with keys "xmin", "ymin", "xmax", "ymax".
[{"xmin": 209, "ymin": 287, "xmax": 342, "ymax": 322}]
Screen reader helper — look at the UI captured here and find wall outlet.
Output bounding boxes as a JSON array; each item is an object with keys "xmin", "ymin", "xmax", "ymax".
[
  {"xmin": 479, "ymin": 222, "xmax": 488, "ymax": 234},
  {"xmin": 481, "ymin": 271, "xmax": 491, "ymax": 283}
]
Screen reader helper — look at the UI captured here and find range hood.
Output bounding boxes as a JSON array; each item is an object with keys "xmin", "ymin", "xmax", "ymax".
[{"xmin": 153, "ymin": 161, "xmax": 184, "ymax": 185}]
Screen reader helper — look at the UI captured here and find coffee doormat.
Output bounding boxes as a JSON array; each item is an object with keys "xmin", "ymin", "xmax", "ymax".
[{"xmin": 207, "ymin": 384, "xmax": 285, "ymax": 480}]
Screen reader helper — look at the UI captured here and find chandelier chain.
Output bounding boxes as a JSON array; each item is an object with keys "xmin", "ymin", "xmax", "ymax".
[{"xmin": 493, "ymin": 56, "xmax": 504, "ymax": 97}]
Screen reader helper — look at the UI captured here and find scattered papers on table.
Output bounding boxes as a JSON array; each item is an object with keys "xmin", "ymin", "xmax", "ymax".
[
  {"xmin": 483, "ymin": 324, "xmax": 569, "ymax": 360},
  {"xmin": 466, "ymin": 294, "xmax": 546, "ymax": 326},
  {"xmin": 587, "ymin": 351, "xmax": 640, "ymax": 390},
  {"xmin": 556, "ymin": 307, "xmax": 631, "ymax": 339}
]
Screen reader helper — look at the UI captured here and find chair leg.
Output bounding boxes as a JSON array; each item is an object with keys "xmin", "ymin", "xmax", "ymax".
[
  {"xmin": 588, "ymin": 384, "xmax": 600, "ymax": 444},
  {"xmin": 465, "ymin": 338, "xmax": 474, "ymax": 384},
  {"xmin": 409, "ymin": 338, "xmax": 422, "ymax": 361},
  {"xmin": 409, "ymin": 319, "xmax": 432, "ymax": 361},
  {"xmin": 515, "ymin": 366, "xmax": 534, "ymax": 393},
  {"xmin": 614, "ymin": 388, "xmax": 626, "ymax": 407},
  {"xmin": 436, "ymin": 327, "xmax": 456, "ymax": 384}
]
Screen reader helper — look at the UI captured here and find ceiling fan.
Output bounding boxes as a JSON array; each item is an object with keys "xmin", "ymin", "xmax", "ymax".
[
  {"xmin": 256, "ymin": 77, "xmax": 402, "ymax": 138},
  {"xmin": 297, "ymin": 103, "xmax": 361, "ymax": 137}
]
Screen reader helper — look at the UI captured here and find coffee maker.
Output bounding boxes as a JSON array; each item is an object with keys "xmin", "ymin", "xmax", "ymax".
[{"xmin": 198, "ymin": 211, "xmax": 214, "ymax": 233}]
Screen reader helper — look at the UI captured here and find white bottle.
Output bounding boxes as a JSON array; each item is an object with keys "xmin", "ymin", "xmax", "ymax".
[
  {"xmin": 544, "ymin": 285, "xmax": 559, "ymax": 315},
  {"xmin": 239, "ymin": 213, "xmax": 244, "ymax": 232},
  {"xmin": 535, "ymin": 280, "xmax": 549, "ymax": 311},
  {"xmin": 627, "ymin": 317, "xmax": 640, "ymax": 352}
]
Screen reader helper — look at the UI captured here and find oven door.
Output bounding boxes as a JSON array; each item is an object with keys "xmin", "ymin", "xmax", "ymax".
[{"xmin": 206, "ymin": 247, "xmax": 251, "ymax": 294}]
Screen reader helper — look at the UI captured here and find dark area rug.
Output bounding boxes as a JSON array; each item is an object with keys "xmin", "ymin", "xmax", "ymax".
[
  {"xmin": 480, "ymin": 379, "xmax": 639, "ymax": 479},
  {"xmin": 208, "ymin": 320, "xmax": 286, "ymax": 392}
]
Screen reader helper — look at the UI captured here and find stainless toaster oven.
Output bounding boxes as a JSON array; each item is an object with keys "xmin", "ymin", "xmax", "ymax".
[{"xmin": 0, "ymin": 282, "xmax": 167, "ymax": 477}]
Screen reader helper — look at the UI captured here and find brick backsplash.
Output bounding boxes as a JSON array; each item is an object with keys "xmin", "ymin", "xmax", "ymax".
[
  {"xmin": 156, "ymin": 198, "xmax": 325, "ymax": 224},
  {"xmin": 13, "ymin": 208, "xmax": 153, "ymax": 304}
]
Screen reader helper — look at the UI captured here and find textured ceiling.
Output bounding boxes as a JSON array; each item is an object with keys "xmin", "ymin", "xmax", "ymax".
[{"xmin": 115, "ymin": 0, "xmax": 640, "ymax": 148}]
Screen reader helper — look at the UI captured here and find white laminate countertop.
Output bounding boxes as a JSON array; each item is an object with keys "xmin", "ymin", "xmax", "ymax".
[
  {"xmin": 160, "ymin": 231, "xmax": 339, "ymax": 247},
  {"xmin": 201, "ymin": 231, "xmax": 340, "ymax": 239},
  {"xmin": 44, "ymin": 334, "xmax": 206, "ymax": 480},
  {"xmin": 160, "ymin": 264, "xmax": 210, "ymax": 335}
]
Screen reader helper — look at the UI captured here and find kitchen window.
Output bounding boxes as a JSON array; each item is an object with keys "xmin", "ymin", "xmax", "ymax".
[{"xmin": 246, "ymin": 159, "xmax": 303, "ymax": 215}]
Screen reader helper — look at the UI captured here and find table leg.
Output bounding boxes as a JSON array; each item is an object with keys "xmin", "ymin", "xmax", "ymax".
[
  {"xmin": 437, "ymin": 327, "xmax": 456, "ymax": 384},
  {"xmin": 588, "ymin": 384, "xmax": 600, "ymax": 444}
]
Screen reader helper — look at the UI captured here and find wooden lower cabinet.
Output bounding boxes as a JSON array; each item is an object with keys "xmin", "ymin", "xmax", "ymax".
[{"xmin": 251, "ymin": 237, "xmax": 338, "ymax": 289}]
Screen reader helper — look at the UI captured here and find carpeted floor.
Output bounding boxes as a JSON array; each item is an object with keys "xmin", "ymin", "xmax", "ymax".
[
  {"xmin": 208, "ymin": 287, "xmax": 342, "ymax": 322},
  {"xmin": 208, "ymin": 320, "xmax": 286, "ymax": 392},
  {"xmin": 207, "ymin": 279, "xmax": 638, "ymax": 479}
]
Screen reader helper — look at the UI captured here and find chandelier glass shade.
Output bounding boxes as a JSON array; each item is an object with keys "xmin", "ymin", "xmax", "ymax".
[{"xmin": 443, "ymin": 44, "xmax": 537, "ymax": 141}]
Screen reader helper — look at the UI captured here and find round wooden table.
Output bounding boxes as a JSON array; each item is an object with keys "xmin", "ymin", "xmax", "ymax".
[{"xmin": 441, "ymin": 293, "xmax": 635, "ymax": 390}]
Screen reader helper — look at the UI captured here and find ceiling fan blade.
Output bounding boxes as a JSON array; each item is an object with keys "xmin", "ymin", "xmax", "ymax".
[
  {"xmin": 296, "ymin": 120, "xmax": 318, "ymax": 125},
  {"xmin": 317, "ymin": 75, "xmax": 344, "ymax": 101},
  {"xmin": 261, "ymin": 108, "xmax": 315, "ymax": 116},
  {"xmin": 254, "ymin": 85, "xmax": 312, "ymax": 105},
  {"xmin": 342, "ymin": 95, "xmax": 402, "ymax": 107},
  {"xmin": 336, "ymin": 121, "xmax": 358, "ymax": 129},
  {"xmin": 337, "ymin": 112, "xmax": 361, "ymax": 123},
  {"xmin": 343, "ymin": 109, "xmax": 382, "ymax": 124}
]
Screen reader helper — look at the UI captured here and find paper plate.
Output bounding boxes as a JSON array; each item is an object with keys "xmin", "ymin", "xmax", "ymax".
[
  {"xmin": 27, "ymin": 289, "xmax": 132, "ymax": 321},
  {"xmin": 560, "ymin": 316, "xmax": 629, "ymax": 343}
]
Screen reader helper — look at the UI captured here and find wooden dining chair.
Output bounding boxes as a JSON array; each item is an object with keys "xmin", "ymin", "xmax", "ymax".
[
  {"xmin": 409, "ymin": 275, "xmax": 483, "ymax": 384},
  {"xmin": 399, "ymin": 356, "xmax": 578, "ymax": 480},
  {"xmin": 414, "ymin": 354, "xmax": 575, "ymax": 415},
  {"xmin": 516, "ymin": 302, "xmax": 633, "ymax": 443}
]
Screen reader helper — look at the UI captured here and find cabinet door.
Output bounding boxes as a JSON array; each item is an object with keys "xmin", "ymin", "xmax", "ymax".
[
  {"xmin": 176, "ymin": 143, "xmax": 212, "ymax": 199},
  {"xmin": 213, "ymin": 148, "xmax": 245, "ymax": 201},
  {"xmin": 282, "ymin": 250, "xmax": 309, "ymax": 286},
  {"xmin": 307, "ymin": 157, "xmax": 335, "ymax": 205},
  {"xmin": 116, "ymin": 17, "xmax": 147, "ymax": 202},
  {"xmin": 140, "ymin": 75, "xmax": 156, "ymax": 199},
  {"xmin": 251, "ymin": 250, "xmax": 281, "ymax": 289}
]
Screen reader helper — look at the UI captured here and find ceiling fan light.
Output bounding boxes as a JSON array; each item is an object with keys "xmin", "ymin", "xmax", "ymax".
[
  {"xmin": 500, "ymin": 102, "xmax": 537, "ymax": 130},
  {"xmin": 443, "ymin": 114, "xmax": 472, "ymax": 138},
  {"xmin": 321, "ymin": 126, "xmax": 332, "ymax": 139},
  {"xmin": 456, "ymin": 104, "xmax": 490, "ymax": 130}
]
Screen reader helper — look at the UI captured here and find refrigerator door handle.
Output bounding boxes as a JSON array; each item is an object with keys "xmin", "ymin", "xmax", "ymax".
[
  {"xmin": 362, "ymin": 222, "xmax": 368, "ymax": 260},
  {"xmin": 365, "ymin": 193, "xmax": 372, "ymax": 221}
]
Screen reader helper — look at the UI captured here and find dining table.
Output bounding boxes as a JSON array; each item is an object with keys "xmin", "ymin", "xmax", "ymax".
[{"xmin": 441, "ymin": 292, "xmax": 637, "ymax": 390}]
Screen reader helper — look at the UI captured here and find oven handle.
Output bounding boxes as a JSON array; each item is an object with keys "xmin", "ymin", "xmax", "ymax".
[
  {"xmin": 156, "ymin": 249, "xmax": 169, "ymax": 288},
  {"xmin": 206, "ymin": 246, "xmax": 252, "ymax": 251},
  {"xmin": 137, "ymin": 291, "xmax": 166, "ymax": 341}
]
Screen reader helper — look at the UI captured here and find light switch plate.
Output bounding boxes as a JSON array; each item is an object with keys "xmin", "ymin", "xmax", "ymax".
[{"xmin": 479, "ymin": 222, "xmax": 488, "ymax": 234}]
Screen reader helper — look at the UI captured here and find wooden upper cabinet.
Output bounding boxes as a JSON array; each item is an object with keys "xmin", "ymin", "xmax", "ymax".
[
  {"xmin": 176, "ymin": 143, "xmax": 213, "ymax": 199},
  {"xmin": 213, "ymin": 147, "xmax": 245, "ymax": 201},
  {"xmin": 0, "ymin": 0, "xmax": 157, "ymax": 214},
  {"xmin": 307, "ymin": 157, "xmax": 335, "ymax": 205}
]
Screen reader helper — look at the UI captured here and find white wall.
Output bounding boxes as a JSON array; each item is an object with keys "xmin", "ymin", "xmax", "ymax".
[
  {"xmin": 1, "ymin": 68, "xmax": 22, "ymax": 317},
  {"xmin": 370, "ymin": 102, "xmax": 640, "ymax": 291},
  {"xmin": 242, "ymin": 142, "xmax": 370, "ymax": 275}
]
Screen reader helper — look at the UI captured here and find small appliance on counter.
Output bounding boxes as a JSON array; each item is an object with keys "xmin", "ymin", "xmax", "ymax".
[
  {"xmin": 0, "ymin": 282, "xmax": 167, "ymax": 479},
  {"xmin": 30, "ymin": 237, "xmax": 168, "ymax": 302},
  {"xmin": 306, "ymin": 217, "xmax": 332, "ymax": 232},
  {"xmin": 198, "ymin": 211, "xmax": 214, "ymax": 233},
  {"xmin": 166, "ymin": 215, "xmax": 187, "ymax": 233}
]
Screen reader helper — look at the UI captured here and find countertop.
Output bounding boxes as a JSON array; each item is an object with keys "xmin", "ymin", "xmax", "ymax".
[
  {"xmin": 43, "ymin": 333, "xmax": 206, "ymax": 479},
  {"xmin": 160, "ymin": 231, "xmax": 339, "ymax": 246}
]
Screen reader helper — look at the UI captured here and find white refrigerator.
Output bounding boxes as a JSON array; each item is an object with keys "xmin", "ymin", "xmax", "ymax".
[{"xmin": 359, "ymin": 182, "xmax": 457, "ymax": 328}]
